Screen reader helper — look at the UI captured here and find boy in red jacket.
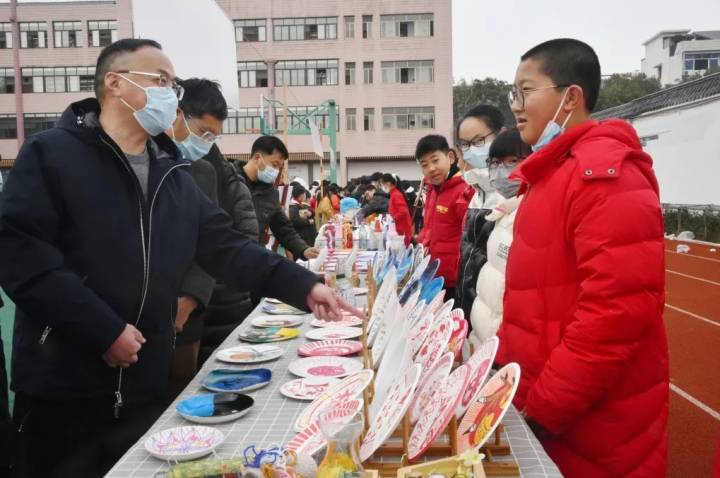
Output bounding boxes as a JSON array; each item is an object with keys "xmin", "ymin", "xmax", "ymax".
[
  {"xmin": 415, "ymin": 135, "xmax": 475, "ymax": 297},
  {"xmin": 496, "ymin": 39, "xmax": 669, "ymax": 477}
]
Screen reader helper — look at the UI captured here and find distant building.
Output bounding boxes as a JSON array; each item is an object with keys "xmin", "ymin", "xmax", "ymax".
[{"xmin": 641, "ymin": 29, "xmax": 720, "ymax": 86}]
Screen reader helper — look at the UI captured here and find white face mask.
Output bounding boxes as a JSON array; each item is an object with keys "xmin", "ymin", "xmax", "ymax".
[
  {"xmin": 463, "ymin": 144, "xmax": 491, "ymax": 169},
  {"xmin": 532, "ymin": 88, "xmax": 573, "ymax": 152}
]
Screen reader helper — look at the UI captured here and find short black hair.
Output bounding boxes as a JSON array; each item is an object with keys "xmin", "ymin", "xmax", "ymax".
[
  {"xmin": 365, "ymin": 184, "xmax": 376, "ymax": 192},
  {"xmin": 521, "ymin": 38, "xmax": 601, "ymax": 111},
  {"xmin": 488, "ymin": 127, "xmax": 532, "ymax": 161},
  {"xmin": 251, "ymin": 135, "xmax": 289, "ymax": 159},
  {"xmin": 370, "ymin": 172, "xmax": 383, "ymax": 182},
  {"xmin": 291, "ymin": 185, "xmax": 307, "ymax": 199},
  {"xmin": 415, "ymin": 134, "xmax": 451, "ymax": 160},
  {"xmin": 95, "ymin": 38, "xmax": 162, "ymax": 99},
  {"xmin": 456, "ymin": 104, "xmax": 505, "ymax": 142},
  {"xmin": 178, "ymin": 78, "xmax": 228, "ymax": 121},
  {"xmin": 381, "ymin": 173, "xmax": 398, "ymax": 185},
  {"xmin": 311, "ymin": 181, "xmax": 319, "ymax": 187}
]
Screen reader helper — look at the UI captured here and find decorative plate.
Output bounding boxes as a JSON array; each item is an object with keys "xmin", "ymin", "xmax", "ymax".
[
  {"xmin": 448, "ymin": 309, "xmax": 468, "ymax": 359},
  {"xmin": 370, "ymin": 323, "xmax": 413, "ymax": 420},
  {"xmin": 238, "ymin": 327, "xmax": 300, "ymax": 343},
  {"xmin": 285, "ymin": 399, "xmax": 362, "ymax": 456},
  {"xmin": 368, "ymin": 268, "xmax": 398, "ymax": 334},
  {"xmin": 360, "ymin": 364, "xmax": 422, "ymax": 461},
  {"xmin": 176, "ymin": 392, "xmax": 254, "ymax": 424},
  {"xmin": 215, "ymin": 345, "xmax": 284, "ymax": 364},
  {"xmin": 251, "ymin": 315, "xmax": 305, "ymax": 328},
  {"xmin": 298, "ymin": 339, "xmax": 362, "ymax": 357},
  {"xmin": 414, "ymin": 315, "xmax": 454, "ymax": 383},
  {"xmin": 279, "ymin": 377, "xmax": 341, "ymax": 401},
  {"xmin": 408, "ymin": 364, "xmax": 471, "ymax": 460},
  {"xmin": 368, "ymin": 294, "xmax": 399, "ymax": 347},
  {"xmin": 310, "ymin": 317, "xmax": 363, "ymax": 328},
  {"xmin": 419, "ymin": 277, "xmax": 445, "ymax": 305},
  {"xmin": 410, "ymin": 299, "xmax": 454, "ymax": 357},
  {"xmin": 456, "ymin": 363, "xmax": 521, "ymax": 453},
  {"xmin": 455, "ymin": 336, "xmax": 499, "ymax": 418},
  {"xmin": 305, "ymin": 326, "xmax": 363, "ymax": 341},
  {"xmin": 295, "ymin": 369, "xmax": 374, "ymax": 432},
  {"xmin": 264, "ymin": 298, "xmax": 283, "ymax": 304},
  {"xmin": 262, "ymin": 303, "xmax": 306, "ymax": 315},
  {"xmin": 409, "ymin": 352, "xmax": 454, "ymax": 424},
  {"xmin": 371, "ymin": 309, "xmax": 406, "ymax": 369},
  {"xmin": 288, "ymin": 356, "xmax": 364, "ymax": 379},
  {"xmin": 144, "ymin": 425, "xmax": 224, "ymax": 462},
  {"xmin": 418, "ymin": 258, "xmax": 440, "ymax": 289},
  {"xmin": 201, "ymin": 368, "xmax": 272, "ymax": 394}
]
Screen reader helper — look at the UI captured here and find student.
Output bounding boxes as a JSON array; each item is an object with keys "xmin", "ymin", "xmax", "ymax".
[
  {"xmin": 314, "ymin": 181, "xmax": 334, "ymax": 228},
  {"xmin": 496, "ymin": 38, "xmax": 668, "ymax": 476},
  {"xmin": 416, "ymin": 135, "xmax": 475, "ymax": 298},
  {"xmin": 380, "ymin": 173, "xmax": 413, "ymax": 246},
  {"xmin": 468, "ymin": 128, "xmax": 530, "ymax": 345},
  {"xmin": 329, "ymin": 183, "xmax": 342, "ymax": 213},
  {"xmin": 455, "ymin": 104, "xmax": 506, "ymax": 318},
  {"xmin": 289, "ymin": 185, "xmax": 318, "ymax": 246},
  {"xmin": 0, "ymin": 38, "xmax": 355, "ymax": 477}
]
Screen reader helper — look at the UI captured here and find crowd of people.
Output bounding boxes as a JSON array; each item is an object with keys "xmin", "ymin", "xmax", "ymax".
[{"xmin": 0, "ymin": 34, "xmax": 678, "ymax": 478}]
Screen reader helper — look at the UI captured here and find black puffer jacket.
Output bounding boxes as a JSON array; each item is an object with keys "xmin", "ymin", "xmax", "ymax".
[
  {"xmin": 360, "ymin": 190, "xmax": 389, "ymax": 218},
  {"xmin": 455, "ymin": 206, "xmax": 493, "ymax": 319}
]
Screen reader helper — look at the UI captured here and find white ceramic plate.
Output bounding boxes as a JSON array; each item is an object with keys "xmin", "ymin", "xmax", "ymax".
[
  {"xmin": 288, "ymin": 356, "xmax": 364, "ymax": 379},
  {"xmin": 144, "ymin": 426, "xmax": 224, "ymax": 462},
  {"xmin": 279, "ymin": 377, "xmax": 341, "ymax": 401},
  {"xmin": 285, "ymin": 399, "xmax": 362, "ymax": 456},
  {"xmin": 176, "ymin": 393, "xmax": 254, "ymax": 425},
  {"xmin": 298, "ymin": 339, "xmax": 362, "ymax": 357},
  {"xmin": 371, "ymin": 306, "xmax": 405, "ymax": 369},
  {"xmin": 251, "ymin": 315, "xmax": 305, "ymax": 328},
  {"xmin": 409, "ymin": 352, "xmax": 454, "ymax": 423},
  {"xmin": 414, "ymin": 315, "xmax": 454, "ymax": 384},
  {"xmin": 310, "ymin": 317, "xmax": 363, "ymax": 328},
  {"xmin": 370, "ymin": 323, "xmax": 413, "ymax": 420},
  {"xmin": 455, "ymin": 337, "xmax": 499, "ymax": 418},
  {"xmin": 215, "ymin": 345, "xmax": 284, "ymax": 364},
  {"xmin": 305, "ymin": 326, "xmax": 363, "ymax": 341}
]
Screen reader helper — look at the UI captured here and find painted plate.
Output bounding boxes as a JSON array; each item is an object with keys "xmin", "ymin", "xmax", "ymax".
[
  {"xmin": 144, "ymin": 425, "xmax": 224, "ymax": 462},
  {"xmin": 368, "ymin": 268, "xmax": 398, "ymax": 334},
  {"xmin": 410, "ymin": 299, "xmax": 454, "ymax": 357},
  {"xmin": 457, "ymin": 363, "xmax": 521, "ymax": 453},
  {"xmin": 238, "ymin": 327, "xmax": 300, "ymax": 343},
  {"xmin": 264, "ymin": 298, "xmax": 283, "ymax": 304},
  {"xmin": 409, "ymin": 352, "xmax": 454, "ymax": 424},
  {"xmin": 448, "ymin": 309, "xmax": 468, "ymax": 359},
  {"xmin": 215, "ymin": 345, "xmax": 284, "ymax": 364},
  {"xmin": 295, "ymin": 369, "xmax": 374, "ymax": 431},
  {"xmin": 414, "ymin": 315, "xmax": 454, "ymax": 383},
  {"xmin": 176, "ymin": 392, "xmax": 254, "ymax": 424},
  {"xmin": 286, "ymin": 399, "xmax": 362, "ymax": 456},
  {"xmin": 311, "ymin": 317, "xmax": 363, "ymax": 328},
  {"xmin": 280, "ymin": 377, "xmax": 341, "ymax": 401},
  {"xmin": 251, "ymin": 315, "xmax": 305, "ymax": 328},
  {"xmin": 289, "ymin": 356, "xmax": 364, "ymax": 379},
  {"xmin": 262, "ymin": 303, "xmax": 306, "ymax": 315},
  {"xmin": 201, "ymin": 368, "xmax": 272, "ymax": 394},
  {"xmin": 370, "ymin": 323, "xmax": 413, "ymax": 420},
  {"xmin": 360, "ymin": 364, "xmax": 422, "ymax": 461},
  {"xmin": 298, "ymin": 339, "xmax": 362, "ymax": 357},
  {"xmin": 408, "ymin": 364, "xmax": 471, "ymax": 460},
  {"xmin": 455, "ymin": 336, "xmax": 499, "ymax": 418},
  {"xmin": 305, "ymin": 326, "xmax": 363, "ymax": 341}
]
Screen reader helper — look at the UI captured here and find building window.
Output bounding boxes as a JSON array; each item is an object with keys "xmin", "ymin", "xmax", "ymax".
[
  {"xmin": 0, "ymin": 23, "xmax": 13, "ymax": 49},
  {"xmin": 684, "ymin": 52, "xmax": 720, "ymax": 75},
  {"xmin": 223, "ymin": 108, "xmax": 263, "ymax": 135},
  {"xmin": 344, "ymin": 16, "xmax": 354, "ymax": 39},
  {"xmin": 53, "ymin": 21, "xmax": 82, "ymax": 48},
  {"xmin": 382, "ymin": 106, "xmax": 435, "ymax": 130},
  {"xmin": 363, "ymin": 62, "xmax": 373, "ymax": 84},
  {"xmin": 234, "ymin": 19, "xmax": 266, "ymax": 42},
  {"xmin": 20, "ymin": 22, "xmax": 47, "ymax": 48},
  {"xmin": 275, "ymin": 59, "xmax": 338, "ymax": 86},
  {"xmin": 237, "ymin": 61, "xmax": 268, "ymax": 88},
  {"xmin": 25, "ymin": 113, "xmax": 61, "ymax": 136},
  {"xmin": 0, "ymin": 68, "xmax": 14, "ymax": 93},
  {"xmin": 363, "ymin": 108, "xmax": 374, "ymax": 131},
  {"xmin": 275, "ymin": 106, "xmax": 339, "ymax": 131},
  {"xmin": 345, "ymin": 62, "xmax": 355, "ymax": 85},
  {"xmin": 362, "ymin": 15, "xmax": 372, "ymax": 39},
  {"xmin": 346, "ymin": 108, "xmax": 357, "ymax": 131},
  {"xmin": 381, "ymin": 60, "xmax": 434, "ymax": 84},
  {"xmin": 273, "ymin": 17, "xmax": 337, "ymax": 41},
  {"xmin": 88, "ymin": 20, "xmax": 118, "ymax": 47},
  {"xmin": 21, "ymin": 66, "xmax": 96, "ymax": 93},
  {"xmin": 380, "ymin": 14, "xmax": 433, "ymax": 38},
  {"xmin": 0, "ymin": 114, "xmax": 17, "ymax": 139}
]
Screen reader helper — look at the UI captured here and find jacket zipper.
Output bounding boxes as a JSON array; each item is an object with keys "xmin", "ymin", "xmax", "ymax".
[
  {"xmin": 39, "ymin": 276, "xmax": 88, "ymax": 344},
  {"xmin": 170, "ymin": 305, "xmax": 177, "ymax": 350}
]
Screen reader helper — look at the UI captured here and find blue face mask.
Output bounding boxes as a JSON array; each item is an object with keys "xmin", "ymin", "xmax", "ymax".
[
  {"xmin": 172, "ymin": 116, "xmax": 213, "ymax": 161},
  {"xmin": 532, "ymin": 88, "xmax": 573, "ymax": 152},
  {"xmin": 119, "ymin": 75, "xmax": 178, "ymax": 136},
  {"xmin": 257, "ymin": 157, "xmax": 279, "ymax": 184},
  {"xmin": 463, "ymin": 144, "xmax": 491, "ymax": 169}
]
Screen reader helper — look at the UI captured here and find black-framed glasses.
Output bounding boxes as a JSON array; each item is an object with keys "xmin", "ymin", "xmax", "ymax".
[
  {"xmin": 487, "ymin": 156, "xmax": 523, "ymax": 170},
  {"xmin": 456, "ymin": 131, "xmax": 496, "ymax": 152},
  {"xmin": 508, "ymin": 84, "xmax": 569, "ymax": 109},
  {"xmin": 115, "ymin": 70, "xmax": 184, "ymax": 100}
]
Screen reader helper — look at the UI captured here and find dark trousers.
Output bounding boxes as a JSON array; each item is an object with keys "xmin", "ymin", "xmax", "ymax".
[{"xmin": 12, "ymin": 392, "xmax": 164, "ymax": 478}]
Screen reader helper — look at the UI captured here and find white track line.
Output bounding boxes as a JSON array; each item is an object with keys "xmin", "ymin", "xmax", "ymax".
[
  {"xmin": 670, "ymin": 383, "xmax": 720, "ymax": 421},
  {"xmin": 666, "ymin": 269, "xmax": 720, "ymax": 287},
  {"xmin": 665, "ymin": 304, "xmax": 720, "ymax": 328},
  {"xmin": 665, "ymin": 249, "xmax": 720, "ymax": 263}
]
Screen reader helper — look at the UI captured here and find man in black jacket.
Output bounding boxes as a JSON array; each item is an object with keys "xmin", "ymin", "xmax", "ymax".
[
  {"xmin": 0, "ymin": 39, "xmax": 354, "ymax": 478},
  {"xmin": 359, "ymin": 184, "xmax": 389, "ymax": 218},
  {"xmin": 240, "ymin": 136, "xmax": 319, "ymax": 260}
]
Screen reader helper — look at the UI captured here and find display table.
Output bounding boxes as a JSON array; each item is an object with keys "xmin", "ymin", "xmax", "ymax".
[{"xmin": 107, "ymin": 300, "xmax": 562, "ymax": 478}]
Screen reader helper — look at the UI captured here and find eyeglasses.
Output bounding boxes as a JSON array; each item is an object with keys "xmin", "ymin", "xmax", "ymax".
[
  {"xmin": 487, "ymin": 156, "xmax": 523, "ymax": 170},
  {"xmin": 457, "ymin": 131, "xmax": 496, "ymax": 152},
  {"xmin": 115, "ymin": 70, "xmax": 184, "ymax": 100},
  {"xmin": 186, "ymin": 115, "xmax": 221, "ymax": 143},
  {"xmin": 508, "ymin": 84, "xmax": 569, "ymax": 109}
]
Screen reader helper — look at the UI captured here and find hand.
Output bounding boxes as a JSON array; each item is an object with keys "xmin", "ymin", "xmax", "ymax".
[
  {"xmin": 304, "ymin": 247, "xmax": 320, "ymax": 259},
  {"xmin": 307, "ymin": 283, "xmax": 367, "ymax": 322},
  {"xmin": 175, "ymin": 295, "xmax": 199, "ymax": 333},
  {"xmin": 102, "ymin": 324, "xmax": 146, "ymax": 368}
]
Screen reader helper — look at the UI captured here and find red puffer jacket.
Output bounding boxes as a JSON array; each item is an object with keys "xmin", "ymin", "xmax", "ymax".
[
  {"xmin": 418, "ymin": 174, "xmax": 474, "ymax": 288},
  {"xmin": 496, "ymin": 119, "xmax": 669, "ymax": 477},
  {"xmin": 389, "ymin": 187, "xmax": 413, "ymax": 246}
]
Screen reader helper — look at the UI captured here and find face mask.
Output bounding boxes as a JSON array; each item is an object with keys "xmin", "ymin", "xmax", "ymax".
[
  {"xmin": 463, "ymin": 144, "xmax": 491, "ymax": 169},
  {"xmin": 490, "ymin": 164, "xmax": 521, "ymax": 198},
  {"xmin": 172, "ymin": 116, "xmax": 213, "ymax": 161},
  {"xmin": 381, "ymin": 185, "xmax": 391, "ymax": 194},
  {"xmin": 532, "ymin": 88, "xmax": 573, "ymax": 152},
  {"xmin": 463, "ymin": 167, "xmax": 494, "ymax": 193},
  {"xmin": 119, "ymin": 75, "xmax": 178, "ymax": 136},
  {"xmin": 257, "ymin": 157, "xmax": 279, "ymax": 184}
]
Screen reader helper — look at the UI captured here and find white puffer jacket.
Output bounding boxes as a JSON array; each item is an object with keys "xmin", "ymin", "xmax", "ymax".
[{"xmin": 469, "ymin": 195, "xmax": 521, "ymax": 346}]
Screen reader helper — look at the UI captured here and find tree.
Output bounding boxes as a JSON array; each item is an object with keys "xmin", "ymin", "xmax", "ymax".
[
  {"xmin": 594, "ymin": 73, "xmax": 661, "ymax": 112},
  {"xmin": 453, "ymin": 78, "xmax": 516, "ymax": 131}
]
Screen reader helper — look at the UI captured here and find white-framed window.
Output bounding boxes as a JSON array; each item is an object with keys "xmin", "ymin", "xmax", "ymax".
[
  {"xmin": 362, "ymin": 15, "xmax": 372, "ymax": 39},
  {"xmin": 273, "ymin": 17, "xmax": 337, "ymax": 41},
  {"xmin": 275, "ymin": 59, "xmax": 339, "ymax": 86},
  {"xmin": 274, "ymin": 106, "xmax": 339, "ymax": 131},
  {"xmin": 237, "ymin": 61, "xmax": 268, "ymax": 88},
  {"xmin": 380, "ymin": 14, "xmax": 433, "ymax": 38},
  {"xmin": 683, "ymin": 52, "xmax": 720, "ymax": 75},
  {"xmin": 381, "ymin": 60, "xmax": 434, "ymax": 84},
  {"xmin": 53, "ymin": 21, "xmax": 82, "ymax": 48},
  {"xmin": 363, "ymin": 62, "xmax": 373, "ymax": 84},
  {"xmin": 346, "ymin": 108, "xmax": 357, "ymax": 131},
  {"xmin": 20, "ymin": 22, "xmax": 47, "ymax": 48},
  {"xmin": 363, "ymin": 108, "xmax": 374, "ymax": 131},
  {"xmin": 20, "ymin": 66, "xmax": 96, "ymax": 93},
  {"xmin": 381, "ymin": 106, "xmax": 435, "ymax": 130},
  {"xmin": 0, "ymin": 23, "xmax": 13, "ymax": 49},
  {"xmin": 344, "ymin": 16, "xmax": 355, "ymax": 39},
  {"xmin": 234, "ymin": 19, "xmax": 266, "ymax": 42},
  {"xmin": 223, "ymin": 108, "xmax": 262, "ymax": 134},
  {"xmin": 345, "ymin": 62, "xmax": 355, "ymax": 85},
  {"xmin": 88, "ymin": 20, "xmax": 118, "ymax": 47}
]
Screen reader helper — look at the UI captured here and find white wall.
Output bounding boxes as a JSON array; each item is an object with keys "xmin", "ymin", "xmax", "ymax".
[{"xmin": 631, "ymin": 98, "xmax": 720, "ymax": 205}]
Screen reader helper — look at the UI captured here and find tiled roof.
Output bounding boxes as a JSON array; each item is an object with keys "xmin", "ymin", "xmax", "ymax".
[
  {"xmin": 593, "ymin": 72, "xmax": 720, "ymax": 120},
  {"xmin": 694, "ymin": 30, "xmax": 720, "ymax": 40}
]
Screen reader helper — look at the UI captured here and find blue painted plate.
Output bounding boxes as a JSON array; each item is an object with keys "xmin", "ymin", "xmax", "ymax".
[{"xmin": 201, "ymin": 368, "xmax": 272, "ymax": 394}]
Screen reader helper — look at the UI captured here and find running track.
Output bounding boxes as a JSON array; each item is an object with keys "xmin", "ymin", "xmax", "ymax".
[{"xmin": 664, "ymin": 238, "xmax": 720, "ymax": 477}]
